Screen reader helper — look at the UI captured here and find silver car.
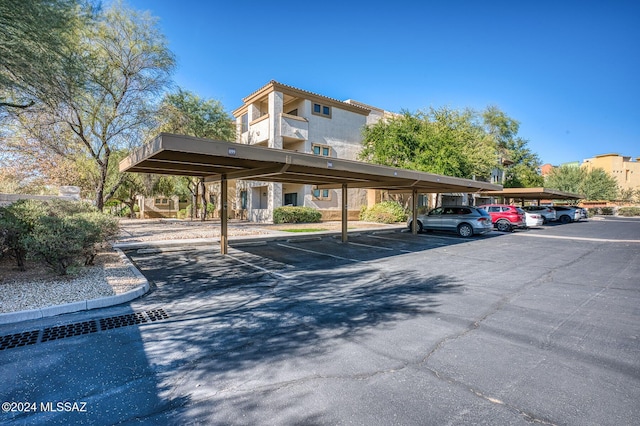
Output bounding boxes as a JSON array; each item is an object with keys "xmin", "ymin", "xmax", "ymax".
[
  {"xmin": 549, "ymin": 206, "xmax": 582, "ymax": 224},
  {"xmin": 521, "ymin": 205, "xmax": 557, "ymax": 224},
  {"xmin": 408, "ymin": 206, "xmax": 493, "ymax": 237}
]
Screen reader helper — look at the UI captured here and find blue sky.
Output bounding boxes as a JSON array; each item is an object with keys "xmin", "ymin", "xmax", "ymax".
[{"xmin": 127, "ymin": 0, "xmax": 639, "ymax": 166}]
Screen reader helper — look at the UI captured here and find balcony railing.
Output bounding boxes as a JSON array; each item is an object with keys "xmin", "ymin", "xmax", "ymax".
[
  {"xmin": 247, "ymin": 114, "xmax": 269, "ymax": 144},
  {"xmin": 280, "ymin": 113, "xmax": 308, "ymax": 141}
]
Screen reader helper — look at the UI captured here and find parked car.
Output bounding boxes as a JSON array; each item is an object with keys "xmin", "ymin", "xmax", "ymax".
[
  {"xmin": 477, "ymin": 204, "xmax": 526, "ymax": 232},
  {"xmin": 524, "ymin": 211, "xmax": 544, "ymax": 227},
  {"xmin": 549, "ymin": 206, "xmax": 582, "ymax": 224},
  {"xmin": 579, "ymin": 207, "xmax": 588, "ymax": 219},
  {"xmin": 407, "ymin": 206, "xmax": 493, "ymax": 237},
  {"xmin": 521, "ymin": 205, "xmax": 557, "ymax": 224}
]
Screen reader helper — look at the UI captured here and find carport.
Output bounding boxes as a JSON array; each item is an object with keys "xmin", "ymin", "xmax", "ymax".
[
  {"xmin": 480, "ymin": 187, "xmax": 584, "ymax": 205},
  {"xmin": 119, "ymin": 133, "xmax": 502, "ymax": 254}
]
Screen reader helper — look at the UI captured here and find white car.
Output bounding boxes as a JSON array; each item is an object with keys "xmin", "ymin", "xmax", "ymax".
[
  {"xmin": 524, "ymin": 211, "xmax": 544, "ymax": 227},
  {"xmin": 521, "ymin": 205, "xmax": 557, "ymax": 224},
  {"xmin": 550, "ymin": 206, "xmax": 582, "ymax": 224}
]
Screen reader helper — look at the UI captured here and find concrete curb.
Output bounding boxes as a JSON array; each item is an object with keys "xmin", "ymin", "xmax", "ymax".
[{"xmin": 0, "ymin": 247, "xmax": 150, "ymax": 325}]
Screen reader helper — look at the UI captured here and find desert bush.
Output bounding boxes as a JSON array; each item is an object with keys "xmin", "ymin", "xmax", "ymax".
[
  {"xmin": 24, "ymin": 215, "xmax": 86, "ymax": 275},
  {"xmin": 618, "ymin": 207, "xmax": 640, "ymax": 217},
  {"xmin": 359, "ymin": 201, "xmax": 407, "ymax": 224},
  {"xmin": 273, "ymin": 206, "xmax": 322, "ymax": 224},
  {"xmin": 1, "ymin": 199, "xmax": 118, "ymax": 275},
  {"xmin": 0, "ymin": 206, "xmax": 30, "ymax": 270}
]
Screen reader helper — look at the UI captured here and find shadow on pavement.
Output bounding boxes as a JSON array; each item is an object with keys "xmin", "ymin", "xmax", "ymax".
[{"xmin": 122, "ymin": 247, "xmax": 463, "ymax": 423}]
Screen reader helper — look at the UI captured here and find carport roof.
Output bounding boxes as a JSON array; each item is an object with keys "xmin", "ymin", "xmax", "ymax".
[
  {"xmin": 480, "ymin": 187, "xmax": 584, "ymax": 200},
  {"xmin": 119, "ymin": 133, "xmax": 503, "ymax": 193}
]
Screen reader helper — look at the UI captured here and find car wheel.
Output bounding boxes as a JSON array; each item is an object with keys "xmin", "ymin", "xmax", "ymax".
[
  {"xmin": 409, "ymin": 220, "xmax": 423, "ymax": 233},
  {"xmin": 496, "ymin": 219, "xmax": 512, "ymax": 232},
  {"xmin": 559, "ymin": 215, "xmax": 571, "ymax": 224},
  {"xmin": 542, "ymin": 216, "xmax": 548, "ymax": 224},
  {"xmin": 457, "ymin": 223, "xmax": 473, "ymax": 237}
]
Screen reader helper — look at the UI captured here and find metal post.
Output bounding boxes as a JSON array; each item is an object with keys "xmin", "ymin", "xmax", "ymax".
[
  {"xmin": 412, "ymin": 188, "xmax": 418, "ymax": 234},
  {"xmin": 342, "ymin": 183, "xmax": 348, "ymax": 243},
  {"xmin": 220, "ymin": 174, "xmax": 228, "ymax": 255}
]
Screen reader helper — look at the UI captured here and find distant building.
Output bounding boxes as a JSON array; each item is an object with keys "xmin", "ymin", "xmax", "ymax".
[
  {"xmin": 231, "ymin": 80, "xmax": 396, "ymax": 222},
  {"xmin": 582, "ymin": 153, "xmax": 640, "ymax": 193},
  {"xmin": 539, "ymin": 163, "xmax": 555, "ymax": 176}
]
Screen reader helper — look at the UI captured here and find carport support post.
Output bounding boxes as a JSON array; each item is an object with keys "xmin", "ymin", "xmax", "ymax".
[
  {"xmin": 342, "ymin": 183, "xmax": 348, "ymax": 243},
  {"xmin": 220, "ymin": 174, "xmax": 228, "ymax": 255},
  {"xmin": 411, "ymin": 188, "xmax": 418, "ymax": 234}
]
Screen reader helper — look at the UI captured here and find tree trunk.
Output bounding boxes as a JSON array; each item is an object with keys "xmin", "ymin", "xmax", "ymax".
[
  {"xmin": 200, "ymin": 178, "xmax": 207, "ymax": 221},
  {"xmin": 96, "ymin": 161, "xmax": 108, "ymax": 211},
  {"xmin": 127, "ymin": 200, "xmax": 137, "ymax": 218}
]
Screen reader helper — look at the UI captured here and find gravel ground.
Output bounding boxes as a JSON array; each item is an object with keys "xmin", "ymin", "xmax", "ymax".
[
  {"xmin": 0, "ymin": 218, "xmax": 399, "ymax": 315},
  {"xmin": 0, "ymin": 251, "xmax": 140, "ymax": 314}
]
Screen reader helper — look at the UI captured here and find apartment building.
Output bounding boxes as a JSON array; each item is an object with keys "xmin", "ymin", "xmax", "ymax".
[
  {"xmin": 231, "ymin": 80, "xmax": 394, "ymax": 222},
  {"xmin": 582, "ymin": 153, "xmax": 640, "ymax": 192}
]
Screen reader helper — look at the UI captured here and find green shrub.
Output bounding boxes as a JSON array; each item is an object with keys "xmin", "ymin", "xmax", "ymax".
[
  {"xmin": 24, "ymin": 215, "xmax": 86, "ymax": 275},
  {"xmin": 600, "ymin": 207, "xmax": 615, "ymax": 215},
  {"xmin": 359, "ymin": 201, "xmax": 407, "ymax": 224},
  {"xmin": 1, "ymin": 199, "xmax": 118, "ymax": 275},
  {"xmin": 0, "ymin": 205, "xmax": 30, "ymax": 270},
  {"xmin": 273, "ymin": 206, "xmax": 322, "ymax": 224},
  {"xmin": 618, "ymin": 207, "xmax": 640, "ymax": 217}
]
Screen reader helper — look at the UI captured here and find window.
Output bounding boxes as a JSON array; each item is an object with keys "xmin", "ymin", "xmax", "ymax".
[
  {"xmin": 240, "ymin": 190, "xmax": 247, "ymax": 209},
  {"xmin": 312, "ymin": 144, "xmax": 331, "ymax": 157},
  {"xmin": 312, "ymin": 189, "xmax": 330, "ymax": 200},
  {"xmin": 284, "ymin": 193, "xmax": 298, "ymax": 206},
  {"xmin": 154, "ymin": 198, "xmax": 169, "ymax": 205},
  {"xmin": 312, "ymin": 102, "xmax": 331, "ymax": 118},
  {"xmin": 241, "ymin": 113, "xmax": 248, "ymax": 133}
]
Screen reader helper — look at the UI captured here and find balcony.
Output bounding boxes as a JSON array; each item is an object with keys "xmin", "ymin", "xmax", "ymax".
[
  {"xmin": 247, "ymin": 114, "xmax": 269, "ymax": 145},
  {"xmin": 280, "ymin": 113, "xmax": 308, "ymax": 142}
]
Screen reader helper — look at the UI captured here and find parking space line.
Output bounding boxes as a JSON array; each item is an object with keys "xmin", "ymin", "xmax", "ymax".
[
  {"xmin": 369, "ymin": 234, "xmax": 447, "ymax": 246},
  {"xmin": 226, "ymin": 250, "xmax": 292, "ymax": 279},
  {"xmin": 276, "ymin": 243, "xmax": 360, "ymax": 262},
  {"xmin": 348, "ymin": 241, "xmax": 394, "ymax": 250},
  {"xmin": 349, "ymin": 240, "xmax": 414, "ymax": 254}
]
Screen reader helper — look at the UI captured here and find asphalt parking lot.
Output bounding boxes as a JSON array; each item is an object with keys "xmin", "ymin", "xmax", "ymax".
[{"xmin": 1, "ymin": 217, "xmax": 639, "ymax": 425}]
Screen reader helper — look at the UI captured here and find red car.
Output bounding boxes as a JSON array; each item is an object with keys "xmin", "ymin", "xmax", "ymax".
[{"xmin": 477, "ymin": 204, "xmax": 526, "ymax": 232}]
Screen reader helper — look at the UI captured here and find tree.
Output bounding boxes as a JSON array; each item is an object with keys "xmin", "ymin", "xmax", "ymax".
[
  {"xmin": 0, "ymin": 0, "xmax": 89, "ymax": 110},
  {"xmin": 545, "ymin": 166, "xmax": 619, "ymax": 201},
  {"xmin": 154, "ymin": 88, "xmax": 235, "ymax": 219},
  {"xmin": 482, "ymin": 106, "xmax": 543, "ymax": 187},
  {"xmin": 618, "ymin": 187, "xmax": 640, "ymax": 203},
  {"xmin": 360, "ymin": 107, "xmax": 496, "ymax": 180},
  {"xmin": 580, "ymin": 168, "xmax": 618, "ymax": 201},
  {"xmin": 157, "ymin": 89, "xmax": 236, "ymax": 141},
  {"xmin": 6, "ymin": 1, "xmax": 175, "ymax": 210},
  {"xmin": 544, "ymin": 165, "xmax": 584, "ymax": 193}
]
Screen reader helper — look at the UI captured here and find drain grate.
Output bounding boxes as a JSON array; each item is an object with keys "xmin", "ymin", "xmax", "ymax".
[
  {"xmin": 0, "ymin": 330, "xmax": 40, "ymax": 351},
  {"xmin": 0, "ymin": 309, "xmax": 170, "ymax": 351},
  {"xmin": 42, "ymin": 320, "xmax": 98, "ymax": 342},
  {"xmin": 146, "ymin": 308, "xmax": 170, "ymax": 322},
  {"xmin": 99, "ymin": 312, "xmax": 148, "ymax": 330}
]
